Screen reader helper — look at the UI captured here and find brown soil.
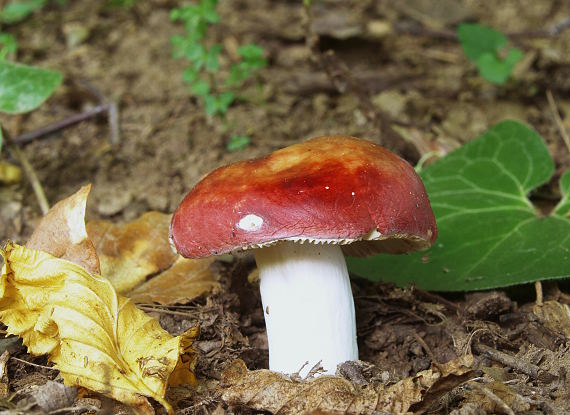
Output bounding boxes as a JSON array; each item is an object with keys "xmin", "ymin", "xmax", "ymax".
[{"xmin": 0, "ymin": 0, "xmax": 569, "ymax": 414}]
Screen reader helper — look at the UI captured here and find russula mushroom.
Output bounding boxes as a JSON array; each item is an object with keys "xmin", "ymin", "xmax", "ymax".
[{"xmin": 170, "ymin": 136, "xmax": 437, "ymax": 375}]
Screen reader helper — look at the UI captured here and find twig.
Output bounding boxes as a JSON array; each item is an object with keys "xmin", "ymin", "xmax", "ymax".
[
  {"xmin": 413, "ymin": 332, "xmax": 436, "ymax": 362},
  {"xmin": 474, "ymin": 343, "xmax": 539, "ymax": 379},
  {"xmin": 2, "ymin": 128, "xmax": 50, "ymax": 214},
  {"xmin": 414, "ymin": 287, "xmax": 460, "ymax": 312},
  {"xmin": 546, "ymin": 90, "xmax": 570, "ymax": 154},
  {"xmin": 136, "ymin": 305, "xmax": 200, "ymax": 318},
  {"xmin": 78, "ymin": 79, "xmax": 121, "ymax": 146},
  {"xmin": 469, "ymin": 381, "xmax": 515, "ymax": 415},
  {"xmin": 535, "ymin": 281, "xmax": 544, "ymax": 306},
  {"xmin": 10, "ymin": 356, "xmax": 58, "ymax": 371},
  {"xmin": 13, "ymin": 102, "xmax": 120, "ymax": 146}
]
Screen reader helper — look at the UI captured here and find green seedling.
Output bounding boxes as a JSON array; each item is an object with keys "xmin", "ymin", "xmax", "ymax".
[
  {"xmin": 0, "ymin": 35, "xmax": 61, "ymax": 211},
  {"xmin": 0, "ymin": 33, "xmax": 17, "ymax": 61},
  {"xmin": 170, "ymin": 0, "xmax": 266, "ymax": 149},
  {"xmin": 0, "ymin": 60, "xmax": 61, "ymax": 149},
  {"xmin": 349, "ymin": 120, "xmax": 569, "ymax": 291},
  {"xmin": 226, "ymin": 135, "xmax": 250, "ymax": 152},
  {"xmin": 0, "ymin": 3, "xmax": 62, "ymax": 151},
  {"xmin": 1, "ymin": 0, "xmax": 46, "ymax": 24},
  {"xmin": 108, "ymin": 0, "xmax": 137, "ymax": 7},
  {"xmin": 457, "ymin": 23, "xmax": 523, "ymax": 85}
]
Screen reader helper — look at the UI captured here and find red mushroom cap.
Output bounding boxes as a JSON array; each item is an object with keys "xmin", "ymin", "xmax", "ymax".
[{"xmin": 170, "ymin": 136, "xmax": 437, "ymax": 258}]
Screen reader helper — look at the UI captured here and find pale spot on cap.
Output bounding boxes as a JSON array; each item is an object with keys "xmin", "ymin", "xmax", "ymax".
[{"xmin": 237, "ymin": 214, "xmax": 264, "ymax": 232}]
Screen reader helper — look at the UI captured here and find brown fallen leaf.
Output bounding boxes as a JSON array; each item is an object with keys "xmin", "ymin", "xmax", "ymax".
[
  {"xmin": 27, "ymin": 184, "xmax": 100, "ymax": 275},
  {"xmin": 466, "ymin": 380, "xmax": 531, "ymax": 414},
  {"xmin": 87, "ymin": 211, "xmax": 176, "ymax": 293},
  {"xmin": 0, "ymin": 351, "xmax": 9, "ymax": 399},
  {"xmin": 32, "ymin": 380, "xmax": 77, "ymax": 413},
  {"xmin": 87, "ymin": 211, "xmax": 219, "ymax": 303},
  {"xmin": 129, "ymin": 256, "xmax": 218, "ymax": 304},
  {"xmin": 221, "ymin": 355, "xmax": 475, "ymax": 415},
  {"xmin": 533, "ymin": 300, "xmax": 570, "ymax": 338}
]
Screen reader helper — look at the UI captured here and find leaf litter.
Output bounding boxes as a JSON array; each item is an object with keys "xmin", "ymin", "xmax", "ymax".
[
  {"xmin": 0, "ymin": 187, "xmax": 568, "ymax": 413},
  {"xmin": 86, "ymin": 211, "xmax": 219, "ymax": 304},
  {"xmin": 0, "ymin": 0, "xmax": 569, "ymax": 413},
  {"xmin": 0, "ymin": 186, "xmax": 204, "ymax": 413}
]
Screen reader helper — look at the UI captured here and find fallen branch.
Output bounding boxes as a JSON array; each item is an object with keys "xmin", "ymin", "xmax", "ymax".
[
  {"xmin": 474, "ymin": 343, "xmax": 539, "ymax": 379},
  {"xmin": 13, "ymin": 102, "xmax": 120, "ymax": 146}
]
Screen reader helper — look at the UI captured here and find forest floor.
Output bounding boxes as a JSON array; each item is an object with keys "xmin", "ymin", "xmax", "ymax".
[{"xmin": 0, "ymin": 0, "xmax": 569, "ymax": 414}]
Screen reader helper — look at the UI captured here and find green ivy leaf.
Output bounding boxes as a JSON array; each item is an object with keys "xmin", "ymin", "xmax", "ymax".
[
  {"xmin": 1, "ymin": 0, "xmax": 46, "ymax": 24},
  {"xmin": 182, "ymin": 67, "xmax": 199, "ymax": 84},
  {"xmin": 0, "ymin": 33, "xmax": 18, "ymax": 61},
  {"xmin": 476, "ymin": 48, "xmax": 523, "ymax": 85},
  {"xmin": 0, "ymin": 61, "xmax": 62, "ymax": 114},
  {"xmin": 226, "ymin": 135, "xmax": 250, "ymax": 152},
  {"xmin": 204, "ymin": 92, "xmax": 234, "ymax": 116},
  {"xmin": 348, "ymin": 120, "xmax": 570, "ymax": 291},
  {"xmin": 457, "ymin": 23, "xmax": 523, "ymax": 85},
  {"xmin": 199, "ymin": 0, "xmax": 219, "ymax": 24},
  {"xmin": 237, "ymin": 44, "xmax": 264, "ymax": 61},
  {"xmin": 217, "ymin": 92, "xmax": 235, "ymax": 114},
  {"xmin": 226, "ymin": 65, "xmax": 243, "ymax": 87},
  {"xmin": 186, "ymin": 43, "xmax": 206, "ymax": 64},
  {"xmin": 205, "ymin": 44, "xmax": 222, "ymax": 71},
  {"xmin": 204, "ymin": 94, "xmax": 217, "ymax": 116},
  {"xmin": 457, "ymin": 23, "xmax": 506, "ymax": 61},
  {"xmin": 170, "ymin": 35, "xmax": 187, "ymax": 59},
  {"xmin": 191, "ymin": 79, "xmax": 210, "ymax": 97}
]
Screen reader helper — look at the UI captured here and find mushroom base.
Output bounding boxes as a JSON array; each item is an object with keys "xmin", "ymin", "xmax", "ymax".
[{"xmin": 254, "ymin": 241, "xmax": 358, "ymax": 376}]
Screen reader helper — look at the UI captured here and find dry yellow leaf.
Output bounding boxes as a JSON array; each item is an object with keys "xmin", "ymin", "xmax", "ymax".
[
  {"xmin": 0, "ymin": 242, "xmax": 198, "ymax": 413},
  {"xmin": 221, "ymin": 356, "xmax": 474, "ymax": 415},
  {"xmin": 87, "ymin": 211, "xmax": 218, "ymax": 303},
  {"xmin": 0, "ymin": 161, "xmax": 22, "ymax": 185},
  {"xmin": 27, "ymin": 184, "xmax": 100, "ymax": 276}
]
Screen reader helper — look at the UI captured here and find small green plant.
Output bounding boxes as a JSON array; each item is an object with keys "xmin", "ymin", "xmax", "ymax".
[
  {"xmin": 0, "ymin": 1, "xmax": 62, "ymax": 149},
  {"xmin": 226, "ymin": 135, "xmax": 250, "ymax": 152},
  {"xmin": 0, "ymin": 1, "xmax": 62, "ymax": 213},
  {"xmin": 0, "ymin": 33, "xmax": 17, "ymax": 61},
  {"xmin": 457, "ymin": 23, "xmax": 523, "ymax": 85},
  {"xmin": 170, "ymin": 0, "xmax": 266, "ymax": 150},
  {"xmin": 1, "ymin": 0, "xmax": 46, "ymax": 24},
  {"xmin": 107, "ymin": 0, "xmax": 137, "ymax": 7}
]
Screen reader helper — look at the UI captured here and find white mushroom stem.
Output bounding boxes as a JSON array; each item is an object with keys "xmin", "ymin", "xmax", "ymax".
[{"xmin": 254, "ymin": 241, "xmax": 358, "ymax": 376}]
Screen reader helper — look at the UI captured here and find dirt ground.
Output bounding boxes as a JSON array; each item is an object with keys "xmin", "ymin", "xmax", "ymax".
[{"xmin": 0, "ymin": 0, "xmax": 569, "ymax": 414}]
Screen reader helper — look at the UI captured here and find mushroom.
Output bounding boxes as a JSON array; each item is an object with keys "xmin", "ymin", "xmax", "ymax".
[{"xmin": 169, "ymin": 136, "xmax": 437, "ymax": 375}]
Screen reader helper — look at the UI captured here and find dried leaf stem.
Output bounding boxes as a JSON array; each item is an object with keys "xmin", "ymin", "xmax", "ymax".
[
  {"xmin": 474, "ymin": 343, "xmax": 539, "ymax": 379},
  {"xmin": 13, "ymin": 102, "xmax": 120, "ymax": 146},
  {"xmin": 2, "ymin": 128, "xmax": 49, "ymax": 214},
  {"xmin": 10, "ymin": 356, "xmax": 58, "ymax": 371},
  {"xmin": 469, "ymin": 381, "xmax": 515, "ymax": 415},
  {"xmin": 546, "ymin": 90, "xmax": 570, "ymax": 154}
]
